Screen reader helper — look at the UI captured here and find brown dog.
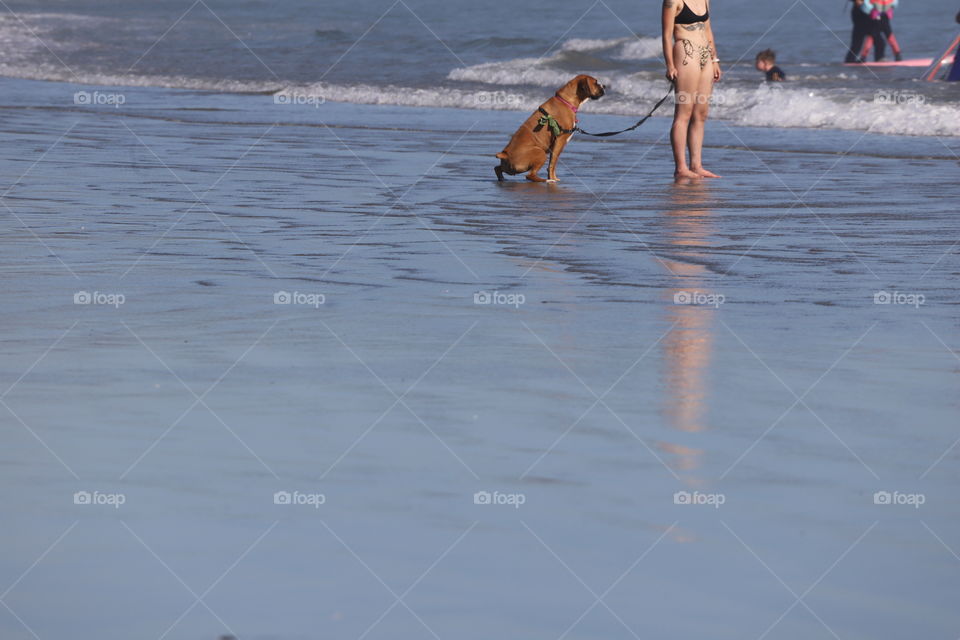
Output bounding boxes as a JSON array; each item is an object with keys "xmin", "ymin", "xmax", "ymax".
[{"xmin": 495, "ymin": 74, "xmax": 605, "ymax": 183}]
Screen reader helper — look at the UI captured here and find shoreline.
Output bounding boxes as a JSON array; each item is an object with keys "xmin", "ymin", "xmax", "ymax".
[{"xmin": 3, "ymin": 73, "xmax": 959, "ymax": 141}]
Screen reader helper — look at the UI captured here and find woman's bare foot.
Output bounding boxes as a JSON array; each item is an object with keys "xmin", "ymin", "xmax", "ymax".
[
  {"xmin": 674, "ymin": 168, "xmax": 701, "ymax": 181},
  {"xmin": 692, "ymin": 167, "xmax": 721, "ymax": 178}
]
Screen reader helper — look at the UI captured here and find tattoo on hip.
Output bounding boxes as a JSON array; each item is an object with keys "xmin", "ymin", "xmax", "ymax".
[{"xmin": 679, "ymin": 38, "xmax": 712, "ymax": 69}]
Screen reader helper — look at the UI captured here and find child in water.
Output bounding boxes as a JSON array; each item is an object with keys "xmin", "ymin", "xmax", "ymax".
[{"xmin": 755, "ymin": 49, "xmax": 786, "ymax": 81}]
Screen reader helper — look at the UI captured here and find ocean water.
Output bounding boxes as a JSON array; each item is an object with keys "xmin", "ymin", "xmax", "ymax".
[
  {"xmin": 0, "ymin": 0, "xmax": 958, "ymax": 136},
  {"xmin": 1, "ymin": 78, "xmax": 958, "ymax": 639},
  {"xmin": 1, "ymin": 2, "xmax": 959, "ymax": 640}
]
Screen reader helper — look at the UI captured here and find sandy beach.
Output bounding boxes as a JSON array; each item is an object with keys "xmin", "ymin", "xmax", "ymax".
[{"xmin": 0, "ymin": 71, "xmax": 958, "ymax": 639}]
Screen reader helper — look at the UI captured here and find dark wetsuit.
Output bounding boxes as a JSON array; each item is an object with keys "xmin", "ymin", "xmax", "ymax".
[
  {"xmin": 845, "ymin": 1, "xmax": 872, "ymax": 63},
  {"xmin": 870, "ymin": 10, "xmax": 889, "ymax": 61},
  {"xmin": 765, "ymin": 66, "xmax": 785, "ymax": 81}
]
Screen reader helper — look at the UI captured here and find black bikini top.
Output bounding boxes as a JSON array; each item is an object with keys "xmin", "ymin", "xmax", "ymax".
[{"xmin": 676, "ymin": 0, "xmax": 709, "ymax": 24}]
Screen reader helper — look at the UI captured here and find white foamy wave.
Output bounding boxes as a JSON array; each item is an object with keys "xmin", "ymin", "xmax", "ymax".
[
  {"xmin": 285, "ymin": 79, "xmax": 960, "ymax": 138},
  {"xmin": 560, "ymin": 36, "xmax": 661, "ymax": 60},
  {"xmin": 560, "ymin": 38, "xmax": 621, "ymax": 51},
  {"xmin": 1, "ymin": 58, "xmax": 955, "ymax": 137},
  {"xmin": 0, "ymin": 62, "xmax": 279, "ymax": 93},
  {"xmin": 0, "ymin": 13, "xmax": 129, "ymax": 62},
  {"xmin": 276, "ymin": 82, "xmax": 545, "ymax": 112},
  {"xmin": 568, "ymin": 76, "xmax": 960, "ymax": 137},
  {"xmin": 722, "ymin": 85, "xmax": 960, "ymax": 137},
  {"xmin": 275, "ymin": 78, "xmax": 960, "ymax": 139},
  {"xmin": 448, "ymin": 36, "xmax": 660, "ymax": 87},
  {"xmin": 447, "ymin": 58, "xmax": 574, "ymax": 87},
  {"xmin": 19, "ymin": 61, "xmax": 955, "ymax": 138},
  {"xmin": 0, "ymin": 13, "xmax": 90, "ymax": 63},
  {"xmin": 560, "ymin": 38, "xmax": 624, "ymax": 52},
  {"xmin": 0, "ymin": 12, "xmax": 278, "ymax": 92},
  {"xmin": 615, "ymin": 38, "xmax": 662, "ymax": 60}
]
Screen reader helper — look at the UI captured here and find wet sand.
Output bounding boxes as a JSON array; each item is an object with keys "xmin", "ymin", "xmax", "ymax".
[{"xmin": 1, "ymin": 77, "xmax": 959, "ymax": 639}]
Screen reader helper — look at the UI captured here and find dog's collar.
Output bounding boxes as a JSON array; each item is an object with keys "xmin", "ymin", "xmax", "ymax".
[{"xmin": 554, "ymin": 94, "xmax": 579, "ymax": 115}]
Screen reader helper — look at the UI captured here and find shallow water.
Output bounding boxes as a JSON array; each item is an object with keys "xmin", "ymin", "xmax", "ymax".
[{"xmin": 0, "ymin": 78, "xmax": 958, "ymax": 639}]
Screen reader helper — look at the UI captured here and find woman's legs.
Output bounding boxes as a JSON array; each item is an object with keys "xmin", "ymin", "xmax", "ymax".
[
  {"xmin": 870, "ymin": 16, "xmax": 887, "ymax": 61},
  {"xmin": 688, "ymin": 66, "xmax": 719, "ymax": 178},
  {"xmin": 671, "ymin": 40, "xmax": 701, "ymax": 179},
  {"xmin": 881, "ymin": 13, "xmax": 901, "ymax": 59},
  {"xmin": 846, "ymin": 7, "xmax": 867, "ymax": 63}
]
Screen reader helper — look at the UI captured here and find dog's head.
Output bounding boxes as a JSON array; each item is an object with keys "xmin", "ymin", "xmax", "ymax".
[{"xmin": 574, "ymin": 75, "xmax": 606, "ymax": 102}]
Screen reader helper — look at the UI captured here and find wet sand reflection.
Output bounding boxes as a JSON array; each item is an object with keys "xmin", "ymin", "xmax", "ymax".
[{"xmin": 661, "ymin": 183, "xmax": 717, "ymax": 481}]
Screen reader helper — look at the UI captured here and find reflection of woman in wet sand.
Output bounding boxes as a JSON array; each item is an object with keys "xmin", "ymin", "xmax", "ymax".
[
  {"xmin": 662, "ymin": 0, "xmax": 722, "ymax": 181},
  {"xmin": 662, "ymin": 183, "xmax": 715, "ymax": 449}
]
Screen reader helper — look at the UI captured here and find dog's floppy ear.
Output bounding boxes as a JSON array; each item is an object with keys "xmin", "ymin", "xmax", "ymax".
[{"xmin": 576, "ymin": 76, "xmax": 592, "ymax": 102}]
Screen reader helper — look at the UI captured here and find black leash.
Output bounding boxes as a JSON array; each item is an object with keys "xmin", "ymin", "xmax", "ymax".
[{"xmin": 574, "ymin": 82, "xmax": 675, "ymax": 138}]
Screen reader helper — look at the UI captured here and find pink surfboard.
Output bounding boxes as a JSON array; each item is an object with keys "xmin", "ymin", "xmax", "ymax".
[{"xmin": 844, "ymin": 58, "xmax": 933, "ymax": 67}]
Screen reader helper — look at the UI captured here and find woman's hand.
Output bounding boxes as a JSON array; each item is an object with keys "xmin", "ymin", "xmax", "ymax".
[
  {"xmin": 666, "ymin": 65, "xmax": 678, "ymax": 82},
  {"xmin": 713, "ymin": 62, "xmax": 722, "ymax": 82}
]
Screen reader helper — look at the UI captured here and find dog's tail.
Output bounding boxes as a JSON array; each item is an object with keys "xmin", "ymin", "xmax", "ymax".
[{"xmin": 495, "ymin": 152, "xmax": 507, "ymax": 160}]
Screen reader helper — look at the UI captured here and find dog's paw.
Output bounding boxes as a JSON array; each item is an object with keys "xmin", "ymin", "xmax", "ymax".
[{"xmin": 546, "ymin": 179, "xmax": 560, "ymax": 183}]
